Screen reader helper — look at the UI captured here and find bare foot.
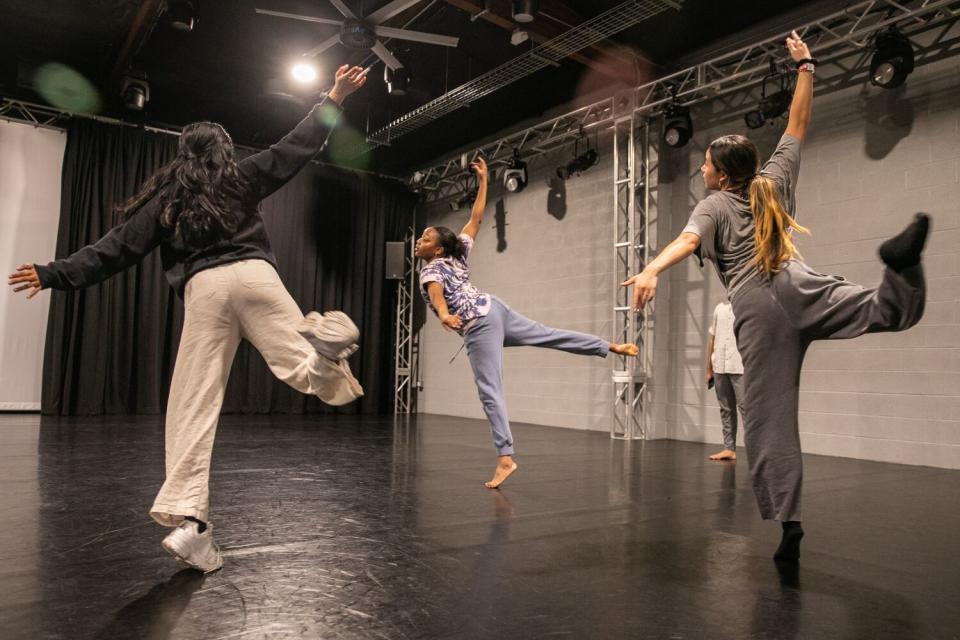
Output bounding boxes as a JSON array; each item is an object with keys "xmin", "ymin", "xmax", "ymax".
[
  {"xmin": 709, "ymin": 449, "xmax": 737, "ymax": 461},
  {"xmin": 610, "ymin": 342, "xmax": 639, "ymax": 357},
  {"xmin": 485, "ymin": 457, "xmax": 518, "ymax": 489}
]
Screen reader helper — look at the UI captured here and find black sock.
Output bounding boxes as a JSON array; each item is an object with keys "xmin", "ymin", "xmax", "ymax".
[
  {"xmin": 879, "ymin": 213, "xmax": 930, "ymax": 272},
  {"xmin": 774, "ymin": 521, "xmax": 804, "ymax": 561},
  {"xmin": 185, "ymin": 516, "xmax": 207, "ymax": 533}
]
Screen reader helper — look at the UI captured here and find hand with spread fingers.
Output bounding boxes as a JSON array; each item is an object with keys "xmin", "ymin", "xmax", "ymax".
[
  {"xmin": 328, "ymin": 64, "xmax": 369, "ymax": 105},
  {"xmin": 8, "ymin": 264, "xmax": 43, "ymax": 299}
]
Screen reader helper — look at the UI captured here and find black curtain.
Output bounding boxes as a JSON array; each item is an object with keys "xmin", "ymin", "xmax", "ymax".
[{"xmin": 42, "ymin": 118, "xmax": 414, "ymax": 415}]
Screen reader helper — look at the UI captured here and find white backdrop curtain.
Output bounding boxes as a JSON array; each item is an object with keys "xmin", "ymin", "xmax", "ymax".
[{"xmin": 0, "ymin": 120, "xmax": 65, "ymax": 410}]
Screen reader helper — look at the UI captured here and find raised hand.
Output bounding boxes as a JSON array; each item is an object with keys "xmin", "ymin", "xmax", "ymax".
[
  {"xmin": 470, "ymin": 156, "xmax": 488, "ymax": 183},
  {"xmin": 8, "ymin": 263, "xmax": 43, "ymax": 299},
  {"xmin": 328, "ymin": 64, "xmax": 369, "ymax": 105},
  {"xmin": 785, "ymin": 29, "xmax": 811, "ymax": 63}
]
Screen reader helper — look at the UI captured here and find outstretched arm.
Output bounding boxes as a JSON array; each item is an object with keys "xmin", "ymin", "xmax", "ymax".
[
  {"xmin": 784, "ymin": 30, "xmax": 814, "ymax": 143},
  {"xmin": 239, "ymin": 64, "xmax": 368, "ymax": 201},
  {"xmin": 621, "ymin": 232, "xmax": 701, "ymax": 311},
  {"xmin": 426, "ymin": 281, "xmax": 462, "ymax": 331},
  {"xmin": 9, "ymin": 204, "xmax": 164, "ymax": 297},
  {"xmin": 460, "ymin": 157, "xmax": 488, "ymax": 240}
]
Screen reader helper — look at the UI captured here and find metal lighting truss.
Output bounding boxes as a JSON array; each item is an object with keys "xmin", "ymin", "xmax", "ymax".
[
  {"xmin": 410, "ymin": 0, "xmax": 960, "ymax": 204},
  {"xmin": 611, "ymin": 114, "xmax": 656, "ymax": 439},
  {"xmin": 366, "ymin": 0, "xmax": 683, "ymax": 147},
  {"xmin": 394, "ymin": 227, "xmax": 418, "ymax": 415}
]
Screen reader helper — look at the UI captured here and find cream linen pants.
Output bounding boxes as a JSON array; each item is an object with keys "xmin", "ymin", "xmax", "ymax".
[{"xmin": 150, "ymin": 259, "xmax": 363, "ymax": 526}]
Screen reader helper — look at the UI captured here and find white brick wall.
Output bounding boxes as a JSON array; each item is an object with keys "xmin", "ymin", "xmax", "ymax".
[{"xmin": 417, "ymin": 54, "xmax": 960, "ymax": 470}]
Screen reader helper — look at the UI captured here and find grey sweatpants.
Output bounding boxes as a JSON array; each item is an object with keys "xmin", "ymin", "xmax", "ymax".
[
  {"xmin": 732, "ymin": 260, "xmax": 925, "ymax": 522},
  {"xmin": 463, "ymin": 297, "xmax": 609, "ymax": 455},
  {"xmin": 714, "ymin": 373, "xmax": 744, "ymax": 451}
]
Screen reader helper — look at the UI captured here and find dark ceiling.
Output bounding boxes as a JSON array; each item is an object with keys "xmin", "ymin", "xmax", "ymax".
[{"xmin": 0, "ymin": 0, "xmax": 840, "ymax": 175}]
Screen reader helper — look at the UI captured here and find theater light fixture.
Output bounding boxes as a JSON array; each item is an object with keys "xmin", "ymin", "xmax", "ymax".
[
  {"xmin": 870, "ymin": 27, "xmax": 914, "ymax": 89},
  {"xmin": 165, "ymin": 0, "xmax": 198, "ymax": 32},
  {"xmin": 120, "ymin": 72, "xmax": 150, "ymax": 111},
  {"xmin": 512, "ymin": 0, "xmax": 538, "ymax": 23},
  {"xmin": 291, "ymin": 62, "xmax": 318, "ymax": 85},
  {"xmin": 744, "ymin": 63, "xmax": 793, "ymax": 130},
  {"xmin": 503, "ymin": 151, "xmax": 528, "ymax": 193},
  {"xmin": 662, "ymin": 102, "xmax": 692, "ymax": 148},
  {"xmin": 385, "ymin": 65, "xmax": 412, "ymax": 96}
]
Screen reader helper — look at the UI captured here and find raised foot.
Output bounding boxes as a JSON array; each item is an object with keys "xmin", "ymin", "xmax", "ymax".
[{"xmin": 485, "ymin": 460, "xmax": 518, "ymax": 489}]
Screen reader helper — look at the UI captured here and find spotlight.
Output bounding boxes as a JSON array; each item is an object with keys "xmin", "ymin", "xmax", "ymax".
[
  {"xmin": 503, "ymin": 151, "xmax": 528, "ymax": 193},
  {"xmin": 662, "ymin": 102, "xmax": 692, "ymax": 148},
  {"xmin": 385, "ymin": 65, "xmax": 411, "ymax": 96},
  {"xmin": 510, "ymin": 27, "xmax": 529, "ymax": 46},
  {"xmin": 744, "ymin": 67, "xmax": 792, "ymax": 129},
  {"xmin": 120, "ymin": 73, "xmax": 150, "ymax": 111},
  {"xmin": 291, "ymin": 62, "xmax": 318, "ymax": 85},
  {"xmin": 165, "ymin": 0, "xmax": 198, "ymax": 32},
  {"xmin": 870, "ymin": 27, "xmax": 914, "ymax": 89},
  {"xmin": 512, "ymin": 0, "xmax": 538, "ymax": 23},
  {"xmin": 556, "ymin": 148, "xmax": 598, "ymax": 180}
]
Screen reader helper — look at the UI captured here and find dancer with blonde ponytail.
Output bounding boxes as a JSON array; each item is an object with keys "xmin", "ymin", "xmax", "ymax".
[{"xmin": 622, "ymin": 32, "xmax": 928, "ymax": 562}]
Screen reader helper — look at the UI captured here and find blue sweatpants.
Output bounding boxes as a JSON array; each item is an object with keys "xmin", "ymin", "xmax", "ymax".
[{"xmin": 462, "ymin": 297, "xmax": 609, "ymax": 455}]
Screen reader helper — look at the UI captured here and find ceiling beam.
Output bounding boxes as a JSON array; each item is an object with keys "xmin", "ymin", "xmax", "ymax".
[
  {"xmin": 110, "ymin": 0, "xmax": 166, "ymax": 80},
  {"xmin": 444, "ymin": 0, "xmax": 642, "ymax": 85}
]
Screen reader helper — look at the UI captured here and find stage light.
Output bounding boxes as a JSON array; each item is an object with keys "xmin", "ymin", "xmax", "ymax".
[
  {"xmin": 120, "ymin": 73, "xmax": 150, "ymax": 111},
  {"xmin": 165, "ymin": 0, "xmax": 198, "ymax": 32},
  {"xmin": 870, "ymin": 27, "xmax": 914, "ymax": 89},
  {"xmin": 512, "ymin": 0, "xmax": 538, "ymax": 23},
  {"xmin": 662, "ymin": 102, "xmax": 692, "ymax": 148},
  {"xmin": 510, "ymin": 27, "xmax": 529, "ymax": 46},
  {"xmin": 556, "ymin": 148, "xmax": 598, "ymax": 180},
  {"xmin": 385, "ymin": 65, "xmax": 411, "ymax": 96},
  {"xmin": 291, "ymin": 62, "xmax": 318, "ymax": 85},
  {"xmin": 503, "ymin": 151, "xmax": 528, "ymax": 193},
  {"xmin": 744, "ymin": 65, "xmax": 792, "ymax": 129}
]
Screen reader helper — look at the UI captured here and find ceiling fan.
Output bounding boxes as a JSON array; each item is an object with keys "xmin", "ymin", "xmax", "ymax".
[{"xmin": 256, "ymin": 0, "xmax": 459, "ymax": 71}]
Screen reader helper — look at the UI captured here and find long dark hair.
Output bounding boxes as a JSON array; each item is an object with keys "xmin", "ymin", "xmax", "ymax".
[
  {"xmin": 116, "ymin": 121, "xmax": 252, "ymax": 249},
  {"xmin": 434, "ymin": 226, "xmax": 466, "ymax": 259},
  {"xmin": 708, "ymin": 134, "xmax": 808, "ymax": 275}
]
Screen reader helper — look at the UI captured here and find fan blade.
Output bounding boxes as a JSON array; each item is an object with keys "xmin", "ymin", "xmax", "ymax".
[
  {"xmin": 328, "ymin": 0, "xmax": 359, "ymax": 19},
  {"xmin": 374, "ymin": 26, "xmax": 458, "ymax": 47},
  {"xmin": 254, "ymin": 9, "xmax": 342, "ymax": 26},
  {"xmin": 304, "ymin": 34, "xmax": 342, "ymax": 57},
  {"xmin": 367, "ymin": 0, "xmax": 424, "ymax": 25},
  {"xmin": 371, "ymin": 41, "xmax": 403, "ymax": 70}
]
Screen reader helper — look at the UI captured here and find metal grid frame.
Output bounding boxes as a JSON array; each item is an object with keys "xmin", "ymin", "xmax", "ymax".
[
  {"xmin": 409, "ymin": 0, "xmax": 960, "ymax": 204},
  {"xmin": 366, "ymin": 0, "xmax": 682, "ymax": 147},
  {"xmin": 611, "ymin": 111, "xmax": 656, "ymax": 439},
  {"xmin": 393, "ymin": 227, "xmax": 418, "ymax": 415}
]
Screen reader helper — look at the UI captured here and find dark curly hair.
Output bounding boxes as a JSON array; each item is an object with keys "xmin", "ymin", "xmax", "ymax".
[
  {"xmin": 433, "ymin": 226, "xmax": 466, "ymax": 259},
  {"xmin": 116, "ymin": 121, "xmax": 252, "ymax": 249}
]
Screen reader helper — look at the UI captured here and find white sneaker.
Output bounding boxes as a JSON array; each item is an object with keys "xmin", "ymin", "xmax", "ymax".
[
  {"xmin": 161, "ymin": 520, "xmax": 223, "ymax": 573},
  {"xmin": 298, "ymin": 311, "xmax": 360, "ymax": 361}
]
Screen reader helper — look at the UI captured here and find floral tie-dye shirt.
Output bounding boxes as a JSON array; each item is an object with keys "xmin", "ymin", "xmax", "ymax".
[{"xmin": 419, "ymin": 233, "xmax": 491, "ymax": 334}]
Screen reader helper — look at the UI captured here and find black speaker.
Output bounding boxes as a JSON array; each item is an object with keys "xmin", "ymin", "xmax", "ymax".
[{"xmin": 385, "ymin": 242, "xmax": 406, "ymax": 280}]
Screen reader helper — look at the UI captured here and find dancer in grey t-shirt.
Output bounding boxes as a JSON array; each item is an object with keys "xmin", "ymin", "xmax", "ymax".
[{"xmin": 622, "ymin": 32, "xmax": 928, "ymax": 563}]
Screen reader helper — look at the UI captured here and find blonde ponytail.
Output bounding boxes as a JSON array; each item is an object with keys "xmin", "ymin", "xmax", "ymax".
[{"xmin": 748, "ymin": 175, "xmax": 809, "ymax": 275}]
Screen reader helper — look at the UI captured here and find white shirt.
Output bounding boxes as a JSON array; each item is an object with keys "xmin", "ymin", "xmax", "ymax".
[{"xmin": 709, "ymin": 302, "xmax": 743, "ymax": 375}]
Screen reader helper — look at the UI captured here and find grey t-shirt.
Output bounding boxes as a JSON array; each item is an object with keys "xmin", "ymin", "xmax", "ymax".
[{"xmin": 682, "ymin": 133, "xmax": 801, "ymax": 298}]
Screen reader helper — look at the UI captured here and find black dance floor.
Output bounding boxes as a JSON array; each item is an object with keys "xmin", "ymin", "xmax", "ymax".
[{"xmin": 1, "ymin": 413, "xmax": 958, "ymax": 639}]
